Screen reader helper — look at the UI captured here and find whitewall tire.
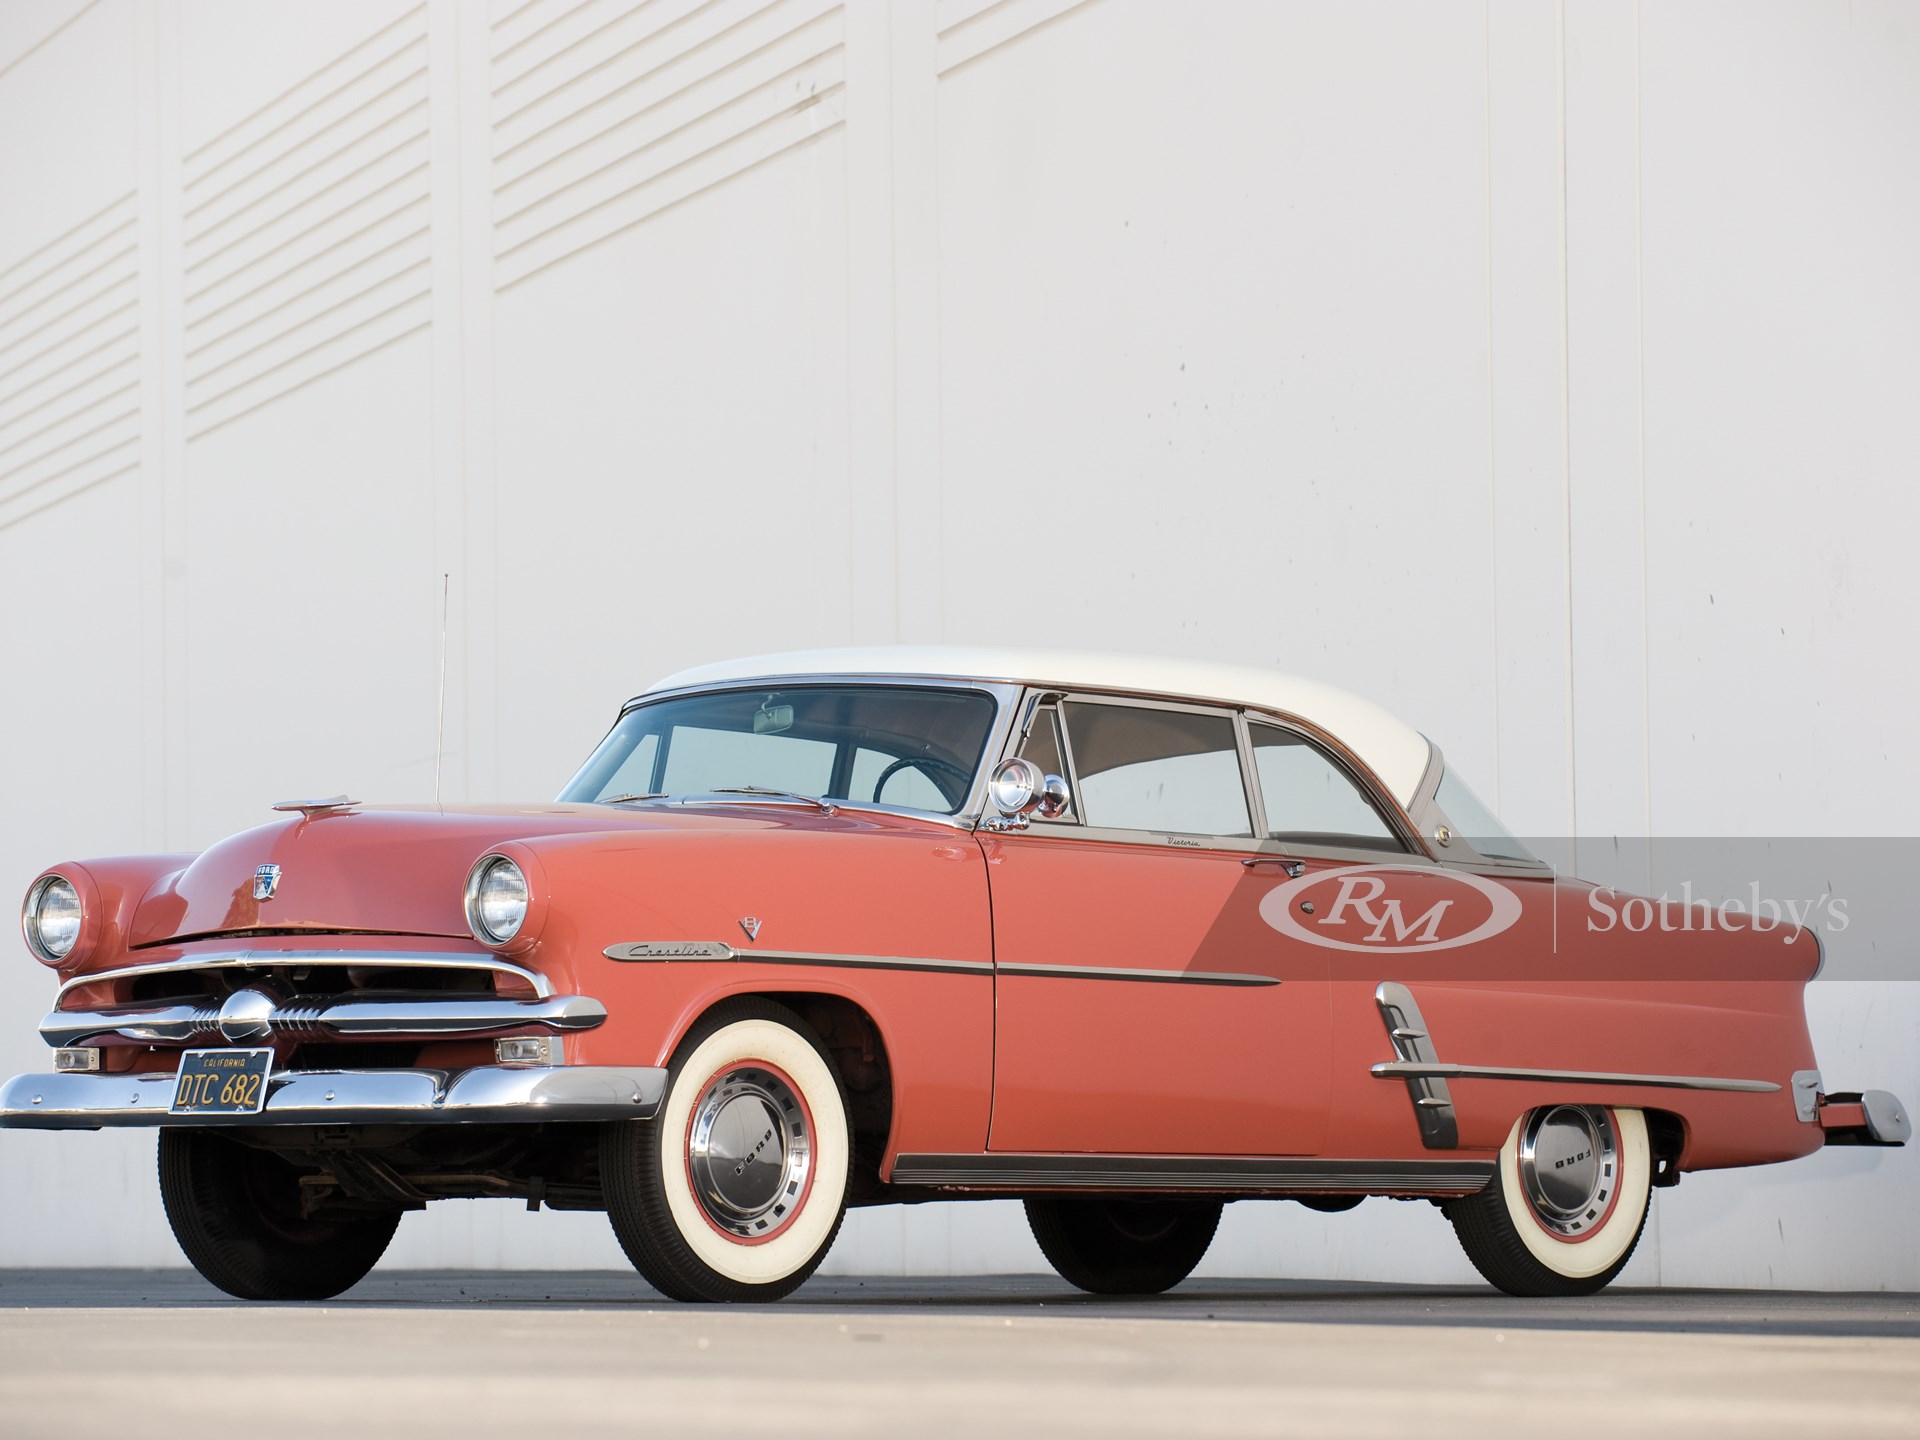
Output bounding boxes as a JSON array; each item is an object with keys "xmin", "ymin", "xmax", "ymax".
[
  {"xmin": 1447, "ymin": 1105, "xmax": 1651, "ymax": 1297},
  {"xmin": 603, "ymin": 999, "xmax": 850, "ymax": 1302}
]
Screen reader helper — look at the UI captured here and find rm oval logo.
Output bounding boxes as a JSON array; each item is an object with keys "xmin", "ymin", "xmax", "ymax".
[{"xmin": 1257, "ymin": 864, "xmax": 1523, "ymax": 953}]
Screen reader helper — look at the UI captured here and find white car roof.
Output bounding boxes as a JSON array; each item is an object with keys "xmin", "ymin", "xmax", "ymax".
[{"xmin": 646, "ymin": 646, "xmax": 1434, "ymax": 808}]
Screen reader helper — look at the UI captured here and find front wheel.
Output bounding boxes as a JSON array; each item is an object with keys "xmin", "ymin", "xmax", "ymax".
[
  {"xmin": 158, "ymin": 1130, "xmax": 401, "ymax": 1300},
  {"xmin": 602, "ymin": 999, "xmax": 851, "ymax": 1302},
  {"xmin": 1447, "ymin": 1104, "xmax": 1652, "ymax": 1297},
  {"xmin": 1025, "ymin": 1196, "xmax": 1223, "ymax": 1294}
]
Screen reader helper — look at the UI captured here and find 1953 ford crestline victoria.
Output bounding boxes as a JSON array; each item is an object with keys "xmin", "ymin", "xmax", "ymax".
[{"xmin": 3, "ymin": 648, "xmax": 1907, "ymax": 1302}]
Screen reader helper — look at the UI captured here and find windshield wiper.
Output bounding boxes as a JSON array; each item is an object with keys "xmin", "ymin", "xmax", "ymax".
[
  {"xmin": 601, "ymin": 792, "xmax": 667, "ymax": 805},
  {"xmin": 706, "ymin": 786, "xmax": 839, "ymax": 816}
]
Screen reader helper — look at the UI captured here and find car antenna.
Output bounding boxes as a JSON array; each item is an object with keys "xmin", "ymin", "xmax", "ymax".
[{"xmin": 434, "ymin": 571, "xmax": 450, "ymax": 809}]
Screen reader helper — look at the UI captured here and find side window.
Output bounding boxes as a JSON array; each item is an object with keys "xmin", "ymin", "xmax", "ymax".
[
  {"xmin": 1249, "ymin": 723, "xmax": 1402, "ymax": 851},
  {"xmin": 1061, "ymin": 702, "xmax": 1251, "ymax": 837},
  {"xmin": 1016, "ymin": 706, "xmax": 1078, "ymax": 822}
]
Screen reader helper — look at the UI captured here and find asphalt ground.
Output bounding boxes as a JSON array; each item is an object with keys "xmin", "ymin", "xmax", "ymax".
[{"xmin": 1, "ymin": 1270, "xmax": 1915, "ymax": 1438}]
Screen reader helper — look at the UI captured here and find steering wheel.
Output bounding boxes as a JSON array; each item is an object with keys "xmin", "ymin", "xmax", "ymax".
[{"xmin": 870, "ymin": 755, "xmax": 974, "ymax": 806}]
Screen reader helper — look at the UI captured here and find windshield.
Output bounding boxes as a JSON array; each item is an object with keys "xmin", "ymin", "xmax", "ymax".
[
  {"xmin": 560, "ymin": 685, "xmax": 999, "ymax": 816},
  {"xmin": 1434, "ymin": 767, "xmax": 1538, "ymax": 864}
]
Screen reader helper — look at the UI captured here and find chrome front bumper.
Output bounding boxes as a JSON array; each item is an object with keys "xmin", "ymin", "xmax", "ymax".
[{"xmin": 0, "ymin": 1064, "xmax": 667, "ymax": 1130}]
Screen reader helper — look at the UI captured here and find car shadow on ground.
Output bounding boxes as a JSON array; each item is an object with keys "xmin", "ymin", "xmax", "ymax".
[{"xmin": 2, "ymin": 1269, "xmax": 1915, "ymax": 1338}]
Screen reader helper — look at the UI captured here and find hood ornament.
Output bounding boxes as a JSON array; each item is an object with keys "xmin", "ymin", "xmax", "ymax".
[
  {"xmin": 738, "ymin": 916, "xmax": 762, "ymax": 942},
  {"xmin": 271, "ymin": 795, "xmax": 357, "ymax": 817},
  {"xmin": 253, "ymin": 864, "xmax": 282, "ymax": 901}
]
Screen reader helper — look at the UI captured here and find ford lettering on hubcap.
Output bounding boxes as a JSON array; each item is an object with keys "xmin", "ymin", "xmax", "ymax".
[
  {"xmin": 686, "ymin": 1065, "xmax": 812, "ymax": 1240},
  {"xmin": 1517, "ymin": 1105, "xmax": 1619, "ymax": 1238}
]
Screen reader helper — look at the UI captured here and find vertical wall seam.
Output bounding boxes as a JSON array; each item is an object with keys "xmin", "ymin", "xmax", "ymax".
[
  {"xmin": 1634, "ymin": 0, "xmax": 1652, "ymax": 846},
  {"xmin": 1481, "ymin": 0, "xmax": 1502, "ymax": 808},
  {"xmin": 1556, "ymin": 0, "xmax": 1577, "ymax": 855}
]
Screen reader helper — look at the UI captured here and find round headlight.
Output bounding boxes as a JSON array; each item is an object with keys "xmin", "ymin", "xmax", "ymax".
[
  {"xmin": 465, "ymin": 856, "xmax": 528, "ymax": 945},
  {"xmin": 24, "ymin": 875, "xmax": 83, "ymax": 963}
]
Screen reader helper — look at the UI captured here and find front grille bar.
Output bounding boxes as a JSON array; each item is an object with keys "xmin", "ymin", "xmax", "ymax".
[{"xmin": 41, "ymin": 993, "xmax": 607, "ymax": 1048}]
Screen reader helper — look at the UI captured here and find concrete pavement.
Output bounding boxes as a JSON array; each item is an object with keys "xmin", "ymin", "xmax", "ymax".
[{"xmin": 1, "ymin": 1271, "xmax": 1915, "ymax": 1438}]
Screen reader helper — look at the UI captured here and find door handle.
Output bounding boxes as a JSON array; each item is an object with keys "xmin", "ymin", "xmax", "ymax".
[{"xmin": 1242, "ymin": 856, "xmax": 1305, "ymax": 878}]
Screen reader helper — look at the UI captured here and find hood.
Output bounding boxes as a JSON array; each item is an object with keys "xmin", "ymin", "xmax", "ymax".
[{"xmin": 127, "ymin": 802, "xmax": 786, "ymax": 947}]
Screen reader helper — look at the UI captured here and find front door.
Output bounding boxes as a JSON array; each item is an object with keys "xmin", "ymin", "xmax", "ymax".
[{"xmin": 984, "ymin": 695, "xmax": 1334, "ymax": 1156}]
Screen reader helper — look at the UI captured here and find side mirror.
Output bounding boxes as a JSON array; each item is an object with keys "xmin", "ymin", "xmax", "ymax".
[{"xmin": 988, "ymin": 757, "xmax": 1071, "ymax": 821}]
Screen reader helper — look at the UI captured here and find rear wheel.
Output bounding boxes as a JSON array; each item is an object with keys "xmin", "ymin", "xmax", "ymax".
[
  {"xmin": 1447, "ymin": 1105, "xmax": 1651, "ymax": 1297},
  {"xmin": 1025, "ymin": 1196, "xmax": 1223, "ymax": 1295},
  {"xmin": 602, "ymin": 999, "xmax": 850, "ymax": 1302},
  {"xmin": 158, "ymin": 1130, "xmax": 401, "ymax": 1300}
]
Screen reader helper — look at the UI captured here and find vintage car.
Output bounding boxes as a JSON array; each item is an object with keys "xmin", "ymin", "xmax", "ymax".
[{"xmin": 3, "ymin": 647, "xmax": 1907, "ymax": 1303}]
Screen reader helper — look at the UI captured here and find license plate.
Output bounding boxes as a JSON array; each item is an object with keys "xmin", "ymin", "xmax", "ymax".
[{"xmin": 171, "ymin": 1049, "xmax": 273, "ymax": 1115}]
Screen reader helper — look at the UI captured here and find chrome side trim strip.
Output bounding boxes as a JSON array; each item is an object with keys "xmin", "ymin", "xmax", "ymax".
[
  {"xmin": 57, "ymin": 951, "xmax": 553, "ymax": 1001},
  {"xmin": 1374, "ymin": 982, "xmax": 1457, "ymax": 1150},
  {"xmin": 602, "ymin": 943, "xmax": 992, "ymax": 976},
  {"xmin": 889, "ymin": 1153, "xmax": 1492, "ymax": 1196},
  {"xmin": 1369, "ymin": 1061, "xmax": 1780, "ymax": 1094},
  {"xmin": 40, "ymin": 994, "xmax": 608, "ymax": 1048},
  {"xmin": 0, "ymin": 1064, "xmax": 666, "ymax": 1130},
  {"xmin": 600, "ymin": 944, "xmax": 1274, "ymax": 986},
  {"xmin": 997, "ymin": 962, "xmax": 1280, "ymax": 988}
]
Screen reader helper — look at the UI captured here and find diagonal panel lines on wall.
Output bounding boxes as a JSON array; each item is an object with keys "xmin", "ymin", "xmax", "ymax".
[
  {"xmin": 178, "ymin": 6, "xmax": 434, "ymax": 440},
  {"xmin": 491, "ymin": 0, "xmax": 845, "ymax": 289},
  {"xmin": 935, "ymin": 0, "xmax": 1100, "ymax": 77},
  {"xmin": 0, "ymin": 191, "xmax": 140, "ymax": 530}
]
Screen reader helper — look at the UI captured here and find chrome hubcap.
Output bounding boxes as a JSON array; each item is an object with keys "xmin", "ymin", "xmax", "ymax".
[
  {"xmin": 686, "ymin": 1065, "xmax": 811, "ymax": 1239},
  {"xmin": 1517, "ymin": 1105, "xmax": 1618, "ymax": 1236}
]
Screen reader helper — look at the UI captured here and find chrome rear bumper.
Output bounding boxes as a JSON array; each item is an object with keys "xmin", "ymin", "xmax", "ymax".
[{"xmin": 0, "ymin": 1064, "xmax": 666, "ymax": 1130}]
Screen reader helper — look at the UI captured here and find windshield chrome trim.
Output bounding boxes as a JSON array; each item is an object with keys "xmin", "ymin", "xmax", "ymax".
[
  {"xmin": 56, "ymin": 951, "xmax": 554, "ymax": 1003},
  {"xmin": 574, "ymin": 676, "xmax": 1024, "ymax": 826}
]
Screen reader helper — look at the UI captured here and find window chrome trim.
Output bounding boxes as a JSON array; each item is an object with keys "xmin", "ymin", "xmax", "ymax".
[
  {"xmin": 1005, "ymin": 689, "xmax": 1257, "ymax": 846},
  {"xmin": 55, "ymin": 951, "xmax": 555, "ymax": 1003},
  {"xmin": 988, "ymin": 686, "xmax": 1429, "ymax": 859},
  {"xmin": 1370, "ymin": 1060, "xmax": 1780, "ymax": 1094},
  {"xmin": 1242, "ymin": 713, "xmax": 1421, "ymax": 857}
]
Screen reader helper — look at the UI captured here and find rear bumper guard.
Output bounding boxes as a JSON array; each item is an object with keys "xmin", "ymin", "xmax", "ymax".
[
  {"xmin": 1818, "ymin": 1089, "xmax": 1911, "ymax": 1147},
  {"xmin": 0, "ymin": 1064, "xmax": 666, "ymax": 1130}
]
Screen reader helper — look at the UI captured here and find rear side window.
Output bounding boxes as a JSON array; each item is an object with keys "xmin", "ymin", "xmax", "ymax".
[
  {"xmin": 1061, "ymin": 702, "xmax": 1251, "ymax": 837},
  {"xmin": 1250, "ymin": 723, "xmax": 1402, "ymax": 851}
]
